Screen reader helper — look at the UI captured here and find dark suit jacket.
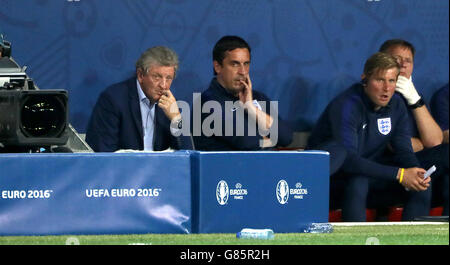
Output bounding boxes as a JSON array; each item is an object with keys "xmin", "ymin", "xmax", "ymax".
[{"xmin": 86, "ymin": 77, "xmax": 193, "ymax": 152}]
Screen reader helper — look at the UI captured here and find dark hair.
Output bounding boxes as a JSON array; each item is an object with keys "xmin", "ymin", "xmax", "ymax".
[
  {"xmin": 379, "ymin": 39, "xmax": 416, "ymax": 58},
  {"xmin": 212, "ymin": 36, "xmax": 251, "ymax": 75}
]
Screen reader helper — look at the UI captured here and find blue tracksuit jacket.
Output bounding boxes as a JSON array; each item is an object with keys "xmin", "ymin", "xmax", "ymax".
[{"xmin": 307, "ymin": 83, "xmax": 419, "ymax": 180}]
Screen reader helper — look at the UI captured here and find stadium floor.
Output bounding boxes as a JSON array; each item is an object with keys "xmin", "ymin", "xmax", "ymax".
[{"xmin": 0, "ymin": 222, "xmax": 448, "ymax": 245}]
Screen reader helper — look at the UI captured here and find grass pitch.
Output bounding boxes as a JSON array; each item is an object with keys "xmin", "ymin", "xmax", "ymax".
[{"xmin": 0, "ymin": 223, "xmax": 448, "ymax": 245}]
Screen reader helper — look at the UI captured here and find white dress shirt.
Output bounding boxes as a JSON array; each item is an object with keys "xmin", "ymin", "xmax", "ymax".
[{"xmin": 137, "ymin": 80, "xmax": 156, "ymax": 151}]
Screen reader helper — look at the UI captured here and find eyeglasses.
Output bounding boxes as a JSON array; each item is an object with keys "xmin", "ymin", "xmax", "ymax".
[{"xmin": 393, "ymin": 55, "xmax": 413, "ymax": 65}]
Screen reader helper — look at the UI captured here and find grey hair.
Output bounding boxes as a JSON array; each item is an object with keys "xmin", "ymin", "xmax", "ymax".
[{"xmin": 136, "ymin": 46, "xmax": 179, "ymax": 76}]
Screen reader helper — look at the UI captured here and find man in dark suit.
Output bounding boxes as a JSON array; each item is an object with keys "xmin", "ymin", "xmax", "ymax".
[{"xmin": 86, "ymin": 46, "xmax": 193, "ymax": 152}]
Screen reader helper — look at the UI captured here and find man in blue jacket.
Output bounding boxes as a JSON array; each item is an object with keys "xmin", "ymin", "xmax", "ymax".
[
  {"xmin": 431, "ymin": 84, "xmax": 449, "ymax": 145},
  {"xmin": 430, "ymin": 84, "xmax": 449, "ymax": 215},
  {"xmin": 86, "ymin": 46, "xmax": 193, "ymax": 152},
  {"xmin": 193, "ymin": 36, "xmax": 293, "ymax": 151},
  {"xmin": 307, "ymin": 52, "xmax": 431, "ymax": 221},
  {"xmin": 379, "ymin": 40, "xmax": 448, "ymax": 216}
]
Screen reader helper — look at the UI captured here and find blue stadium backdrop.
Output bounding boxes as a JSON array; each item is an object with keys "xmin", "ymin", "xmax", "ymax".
[{"xmin": 1, "ymin": 0, "xmax": 448, "ymax": 133}]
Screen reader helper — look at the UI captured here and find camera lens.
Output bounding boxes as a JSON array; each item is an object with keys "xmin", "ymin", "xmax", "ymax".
[{"xmin": 20, "ymin": 94, "xmax": 66, "ymax": 137}]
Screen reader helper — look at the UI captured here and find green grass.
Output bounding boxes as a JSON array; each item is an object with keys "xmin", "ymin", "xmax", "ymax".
[{"xmin": 0, "ymin": 224, "xmax": 448, "ymax": 245}]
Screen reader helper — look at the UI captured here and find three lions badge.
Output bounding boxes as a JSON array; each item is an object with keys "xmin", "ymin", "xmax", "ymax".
[{"xmin": 377, "ymin": 118, "xmax": 391, "ymax": 135}]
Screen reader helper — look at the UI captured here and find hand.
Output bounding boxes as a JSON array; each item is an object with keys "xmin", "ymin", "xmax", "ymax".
[
  {"xmin": 396, "ymin": 76, "xmax": 421, "ymax": 105},
  {"xmin": 158, "ymin": 90, "xmax": 181, "ymax": 121},
  {"xmin": 238, "ymin": 74, "xmax": 253, "ymax": 105},
  {"xmin": 399, "ymin": 167, "xmax": 430, "ymax": 191}
]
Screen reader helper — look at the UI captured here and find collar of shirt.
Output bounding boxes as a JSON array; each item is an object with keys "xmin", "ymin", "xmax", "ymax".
[
  {"xmin": 210, "ymin": 77, "xmax": 239, "ymax": 100},
  {"xmin": 136, "ymin": 79, "xmax": 156, "ymax": 150},
  {"xmin": 136, "ymin": 79, "xmax": 155, "ymax": 106}
]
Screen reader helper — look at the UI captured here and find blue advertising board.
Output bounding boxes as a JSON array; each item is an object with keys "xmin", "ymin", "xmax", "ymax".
[
  {"xmin": 191, "ymin": 151, "xmax": 329, "ymax": 233},
  {"xmin": 0, "ymin": 152, "xmax": 192, "ymax": 236},
  {"xmin": 0, "ymin": 151, "xmax": 329, "ymax": 235}
]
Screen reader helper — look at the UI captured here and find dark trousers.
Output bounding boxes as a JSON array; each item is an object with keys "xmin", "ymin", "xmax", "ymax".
[
  {"xmin": 415, "ymin": 144, "xmax": 449, "ymax": 216},
  {"xmin": 311, "ymin": 141, "xmax": 434, "ymax": 222},
  {"xmin": 330, "ymin": 174, "xmax": 432, "ymax": 221}
]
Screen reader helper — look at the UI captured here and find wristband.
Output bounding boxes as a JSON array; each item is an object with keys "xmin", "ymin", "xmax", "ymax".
[
  {"xmin": 408, "ymin": 98, "xmax": 425, "ymax": 109},
  {"xmin": 399, "ymin": 168, "xmax": 405, "ymax": 184}
]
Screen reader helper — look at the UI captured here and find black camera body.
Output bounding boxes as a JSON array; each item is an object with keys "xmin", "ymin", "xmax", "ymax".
[
  {"xmin": 0, "ymin": 89, "xmax": 69, "ymax": 146},
  {"xmin": 1, "ymin": 56, "xmax": 69, "ymax": 149}
]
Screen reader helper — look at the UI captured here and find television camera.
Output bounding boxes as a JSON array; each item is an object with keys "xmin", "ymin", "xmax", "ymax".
[{"xmin": 1, "ymin": 32, "xmax": 91, "ymax": 153}]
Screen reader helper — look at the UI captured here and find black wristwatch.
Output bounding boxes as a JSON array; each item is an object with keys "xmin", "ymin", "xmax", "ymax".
[{"xmin": 409, "ymin": 98, "xmax": 425, "ymax": 109}]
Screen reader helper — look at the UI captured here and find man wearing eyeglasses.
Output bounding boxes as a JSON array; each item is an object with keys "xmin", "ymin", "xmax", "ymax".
[
  {"xmin": 379, "ymin": 39, "xmax": 448, "ymax": 216},
  {"xmin": 86, "ymin": 46, "xmax": 193, "ymax": 152}
]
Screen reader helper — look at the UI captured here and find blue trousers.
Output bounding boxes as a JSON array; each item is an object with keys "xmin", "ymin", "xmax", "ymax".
[
  {"xmin": 311, "ymin": 141, "xmax": 434, "ymax": 221},
  {"xmin": 415, "ymin": 144, "xmax": 449, "ymax": 216}
]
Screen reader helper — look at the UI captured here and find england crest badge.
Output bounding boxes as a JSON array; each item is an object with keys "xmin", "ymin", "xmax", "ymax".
[{"xmin": 377, "ymin": 118, "xmax": 391, "ymax": 135}]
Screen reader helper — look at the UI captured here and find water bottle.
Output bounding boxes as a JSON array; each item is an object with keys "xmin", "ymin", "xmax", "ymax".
[
  {"xmin": 236, "ymin": 228, "xmax": 275, "ymax": 239},
  {"xmin": 302, "ymin": 223, "xmax": 333, "ymax": 233}
]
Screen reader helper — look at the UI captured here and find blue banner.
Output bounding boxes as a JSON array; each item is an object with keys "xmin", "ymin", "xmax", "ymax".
[
  {"xmin": 191, "ymin": 151, "xmax": 329, "ymax": 233},
  {"xmin": 0, "ymin": 152, "xmax": 192, "ymax": 235},
  {"xmin": 1, "ymin": 0, "xmax": 447, "ymax": 132},
  {"xmin": 0, "ymin": 151, "xmax": 329, "ymax": 235}
]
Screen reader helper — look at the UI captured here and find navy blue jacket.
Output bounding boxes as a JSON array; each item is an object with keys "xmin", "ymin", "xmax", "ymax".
[
  {"xmin": 193, "ymin": 78, "xmax": 293, "ymax": 151},
  {"xmin": 86, "ymin": 77, "xmax": 193, "ymax": 152},
  {"xmin": 431, "ymin": 84, "xmax": 449, "ymax": 131},
  {"xmin": 307, "ymin": 83, "xmax": 419, "ymax": 180}
]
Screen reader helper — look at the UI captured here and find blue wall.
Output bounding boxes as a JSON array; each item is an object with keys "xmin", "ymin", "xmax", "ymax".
[{"xmin": 1, "ymin": 0, "xmax": 448, "ymax": 133}]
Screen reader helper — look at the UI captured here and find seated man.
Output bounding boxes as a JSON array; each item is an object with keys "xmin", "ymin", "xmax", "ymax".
[
  {"xmin": 379, "ymin": 39, "xmax": 448, "ymax": 216},
  {"xmin": 430, "ymin": 84, "xmax": 449, "ymax": 215},
  {"xmin": 193, "ymin": 36, "xmax": 293, "ymax": 151},
  {"xmin": 307, "ymin": 52, "xmax": 431, "ymax": 221},
  {"xmin": 86, "ymin": 46, "xmax": 193, "ymax": 152},
  {"xmin": 431, "ymin": 84, "xmax": 449, "ymax": 144}
]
